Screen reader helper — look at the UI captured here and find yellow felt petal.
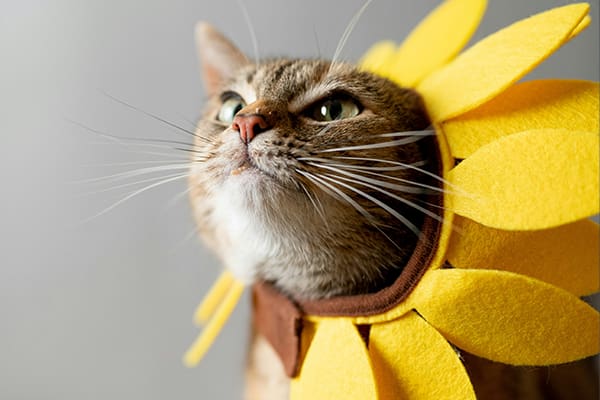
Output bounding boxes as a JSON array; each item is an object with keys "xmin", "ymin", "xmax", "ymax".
[
  {"xmin": 448, "ymin": 216, "xmax": 600, "ymax": 296},
  {"xmin": 443, "ymin": 80, "xmax": 599, "ymax": 159},
  {"xmin": 570, "ymin": 14, "xmax": 591, "ymax": 39},
  {"xmin": 193, "ymin": 270, "xmax": 235, "ymax": 325},
  {"xmin": 370, "ymin": 311, "xmax": 476, "ymax": 400},
  {"xmin": 447, "ymin": 129, "xmax": 600, "ymax": 230},
  {"xmin": 359, "ymin": 41, "xmax": 398, "ymax": 80},
  {"xmin": 290, "ymin": 319, "xmax": 378, "ymax": 400},
  {"xmin": 413, "ymin": 269, "xmax": 599, "ymax": 365},
  {"xmin": 417, "ymin": 4, "xmax": 590, "ymax": 122},
  {"xmin": 384, "ymin": 0, "xmax": 486, "ymax": 87},
  {"xmin": 183, "ymin": 280, "xmax": 244, "ymax": 367}
]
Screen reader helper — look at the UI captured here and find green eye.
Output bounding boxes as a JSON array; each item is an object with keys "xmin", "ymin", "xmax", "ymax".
[
  {"xmin": 217, "ymin": 95, "xmax": 246, "ymax": 123},
  {"xmin": 310, "ymin": 97, "xmax": 361, "ymax": 122}
]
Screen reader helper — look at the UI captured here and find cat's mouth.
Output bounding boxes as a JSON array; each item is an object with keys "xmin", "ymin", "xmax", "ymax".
[
  {"xmin": 228, "ymin": 153, "xmax": 274, "ymax": 181},
  {"xmin": 230, "ymin": 163, "xmax": 250, "ymax": 176},
  {"xmin": 229, "ymin": 156, "xmax": 255, "ymax": 176},
  {"xmin": 230, "ymin": 166, "xmax": 246, "ymax": 175},
  {"xmin": 228, "ymin": 145, "xmax": 286, "ymax": 183}
]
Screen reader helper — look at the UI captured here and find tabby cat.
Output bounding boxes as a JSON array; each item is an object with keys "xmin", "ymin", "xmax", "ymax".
[{"xmin": 188, "ymin": 23, "xmax": 598, "ymax": 400}]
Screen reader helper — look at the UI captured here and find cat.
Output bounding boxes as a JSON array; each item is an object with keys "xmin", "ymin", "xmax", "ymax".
[{"xmin": 188, "ymin": 22, "xmax": 598, "ymax": 400}]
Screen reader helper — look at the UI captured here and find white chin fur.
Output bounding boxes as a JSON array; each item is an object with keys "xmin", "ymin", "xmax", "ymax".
[{"xmin": 210, "ymin": 174, "xmax": 279, "ymax": 284}]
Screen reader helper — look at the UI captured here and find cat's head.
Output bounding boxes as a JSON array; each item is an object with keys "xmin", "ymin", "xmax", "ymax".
[{"xmin": 189, "ymin": 23, "xmax": 440, "ymax": 300}]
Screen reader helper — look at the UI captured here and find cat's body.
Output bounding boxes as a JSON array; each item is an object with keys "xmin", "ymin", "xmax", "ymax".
[{"xmin": 188, "ymin": 23, "xmax": 598, "ymax": 400}]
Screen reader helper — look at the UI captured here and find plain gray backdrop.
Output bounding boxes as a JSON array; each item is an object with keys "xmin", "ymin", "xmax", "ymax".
[{"xmin": 1, "ymin": 0, "xmax": 598, "ymax": 399}]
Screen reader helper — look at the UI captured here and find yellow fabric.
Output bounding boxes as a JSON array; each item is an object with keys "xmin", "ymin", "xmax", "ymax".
[
  {"xmin": 443, "ymin": 80, "xmax": 600, "ymax": 159},
  {"xmin": 298, "ymin": 264, "xmax": 599, "ymax": 398},
  {"xmin": 358, "ymin": 41, "xmax": 398, "ymax": 82},
  {"xmin": 193, "ymin": 270, "xmax": 235, "ymax": 325},
  {"xmin": 187, "ymin": 2, "xmax": 600, "ymax": 399},
  {"xmin": 412, "ymin": 269, "xmax": 600, "ymax": 365},
  {"xmin": 570, "ymin": 14, "xmax": 592, "ymax": 39},
  {"xmin": 183, "ymin": 279, "xmax": 244, "ymax": 367},
  {"xmin": 447, "ymin": 129, "xmax": 600, "ymax": 230},
  {"xmin": 447, "ymin": 216, "xmax": 600, "ymax": 296},
  {"xmin": 290, "ymin": 319, "xmax": 378, "ymax": 400},
  {"xmin": 369, "ymin": 311, "xmax": 476, "ymax": 400},
  {"xmin": 417, "ymin": 4, "xmax": 590, "ymax": 122},
  {"xmin": 360, "ymin": 0, "xmax": 487, "ymax": 88}
]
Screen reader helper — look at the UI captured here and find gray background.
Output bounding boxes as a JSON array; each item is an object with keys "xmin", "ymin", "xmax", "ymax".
[{"xmin": 1, "ymin": 1, "xmax": 598, "ymax": 399}]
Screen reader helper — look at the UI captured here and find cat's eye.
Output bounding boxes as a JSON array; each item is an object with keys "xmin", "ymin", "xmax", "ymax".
[
  {"xmin": 217, "ymin": 94, "xmax": 246, "ymax": 124},
  {"xmin": 308, "ymin": 97, "xmax": 361, "ymax": 122}
]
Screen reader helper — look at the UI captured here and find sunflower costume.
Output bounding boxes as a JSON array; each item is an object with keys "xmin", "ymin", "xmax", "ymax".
[{"xmin": 185, "ymin": 1, "xmax": 599, "ymax": 399}]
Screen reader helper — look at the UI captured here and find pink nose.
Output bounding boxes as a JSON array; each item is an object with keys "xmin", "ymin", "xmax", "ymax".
[{"xmin": 232, "ymin": 114, "xmax": 271, "ymax": 144}]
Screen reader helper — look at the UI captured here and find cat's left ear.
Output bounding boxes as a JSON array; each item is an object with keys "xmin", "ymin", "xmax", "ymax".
[{"xmin": 195, "ymin": 22, "xmax": 249, "ymax": 96}]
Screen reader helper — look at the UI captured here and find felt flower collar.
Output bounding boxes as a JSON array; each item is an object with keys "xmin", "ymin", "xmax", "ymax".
[{"xmin": 185, "ymin": 1, "xmax": 599, "ymax": 399}]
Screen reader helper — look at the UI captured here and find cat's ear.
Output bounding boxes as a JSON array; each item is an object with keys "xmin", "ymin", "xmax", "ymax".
[{"xmin": 195, "ymin": 22, "xmax": 249, "ymax": 96}]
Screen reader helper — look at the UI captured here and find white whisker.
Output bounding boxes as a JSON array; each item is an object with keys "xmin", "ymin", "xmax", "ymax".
[
  {"xmin": 82, "ymin": 159, "xmax": 195, "ymax": 168},
  {"xmin": 296, "ymin": 169, "xmax": 341, "ymax": 202},
  {"xmin": 337, "ymin": 167, "xmax": 450, "ymax": 194},
  {"xmin": 101, "ymin": 91, "xmax": 212, "ymax": 143},
  {"xmin": 108, "ymin": 148, "xmax": 199, "ymax": 160},
  {"xmin": 318, "ymin": 136, "xmax": 426, "ymax": 153},
  {"xmin": 306, "ymin": 162, "xmax": 423, "ymax": 194},
  {"xmin": 69, "ymin": 116, "xmax": 210, "ymax": 147},
  {"xmin": 299, "ymin": 169, "xmax": 404, "ymax": 251},
  {"xmin": 333, "ymin": 155, "xmax": 459, "ymax": 190},
  {"xmin": 297, "ymin": 179, "xmax": 330, "ymax": 231},
  {"xmin": 298, "ymin": 156, "xmax": 425, "ymax": 172},
  {"xmin": 164, "ymin": 184, "xmax": 194, "ymax": 211},
  {"xmin": 78, "ymin": 171, "xmax": 189, "ymax": 197},
  {"xmin": 332, "ymin": 156, "xmax": 422, "ymax": 167},
  {"xmin": 83, "ymin": 138, "xmax": 203, "ymax": 156},
  {"xmin": 305, "ymin": 158, "xmax": 448, "ymax": 194},
  {"xmin": 174, "ymin": 111, "xmax": 200, "ymax": 131},
  {"xmin": 81, "ymin": 173, "xmax": 190, "ymax": 224},
  {"xmin": 312, "ymin": 26, "xmax": 322, "ymax": 59},
  {"xmin": 297, "ymin": 169, "xmax": 373, "ymax": 222},
  {"xmin": 330, "ymin": 0, "xmax": 374, "ymax": 68},
  {"xmin": 168, "ymin": 225, "xmax": 201, "ymax": 255},
  {"xmin": 320, "ymin": 173, "xmax": 420, "ymax": 236},
  {"xmin": 73, "ymin": 163, "xmax": 192, "ymax": 184},
  {"xmin": 237, "ymin": 0, "xmax": 260, "ymax": 66},
  {"xmin": 376, "ymin": 129, "xmax": 436, "ymax": 138},
  {"xmin": 326, "ymin": 172, "xmax": 443, "ymax": 225}
]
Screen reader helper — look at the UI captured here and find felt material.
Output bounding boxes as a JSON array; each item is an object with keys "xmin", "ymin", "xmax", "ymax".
[
  {"xmin": 443, "ymin": 80, "xmax": 600, "ymax": 159},
  {"xmin": 186, "ymin": 3, "xmax": 600, "ymax": 398},
  {"xmin": 447, "ymin": 216, "xmax": 600, "ymax": 296},
  {"xmin": 417, "ymin": 4, "xmax": 590, "ymax": 122},
  {"xmin": 447, "ymin": 129, "xmax": 600, "ymax": 230},
  {"xmin": 252, "ymin": 282, "xmax": 304, "ymax": 377},
  {"xmin": 358, "ymin": 41, "xmax": 397, "ymax": 81},
  {"xmin": 287, "ymin": 265, "xmax": 599, "ymax": 399},
  {"xmin": 193, "ymin": 270, "xmax": 234, "ymax": 325},
  {"xmin": 369, "ymin": 311, "xmax": 476, "ymax": 399},
  {"xmin": 183, "ymin": 279, "xmax": 244, "ymax": 367},
  {"xmin": 291, "ymin": 265, "xmax": 599, "ymax": 398},
  {"xmin": 413, "ymin": 269, "xmax": 600, "ymax": 365},
  {"xmin": 570, "ymin": 15, "xmax": 591, "ymax": 40},
  {"xmin": 359, "ymin": 0, "xmax": 486, "ymax": 88},
  {"xmin": 290, "ymin": 319, "xmax": 378, "ymax": 400}
]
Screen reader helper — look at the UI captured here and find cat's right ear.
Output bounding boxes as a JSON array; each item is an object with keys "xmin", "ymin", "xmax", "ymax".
[{"xmin": 195, "ymin": 22, "xmax": 249, "ymax": 97}]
